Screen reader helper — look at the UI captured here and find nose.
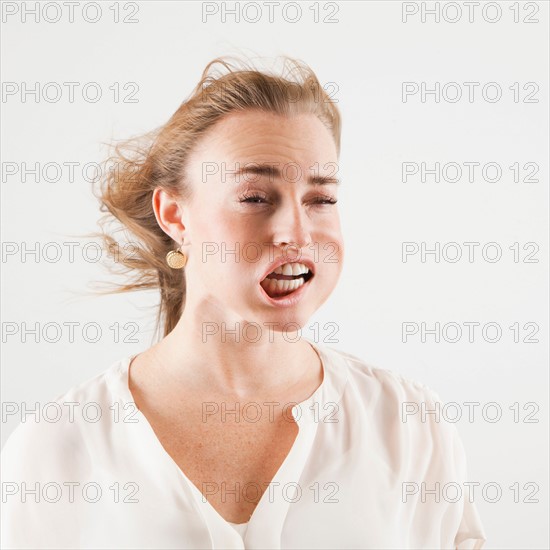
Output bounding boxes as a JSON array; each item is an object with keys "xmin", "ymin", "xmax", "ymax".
[{"xmin": 270, "ymin": 200, "xmax": 312, "ymax": 251}]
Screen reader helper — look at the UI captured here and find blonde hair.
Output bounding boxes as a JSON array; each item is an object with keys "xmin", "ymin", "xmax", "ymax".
[{"xmin": 90, "ymin": 55, "xmax": 342, "ymax": 341}]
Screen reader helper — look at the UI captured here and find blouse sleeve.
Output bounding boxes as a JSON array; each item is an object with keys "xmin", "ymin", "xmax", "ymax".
[
  {"xmin": 454, "ymin": 495, "xmax": 487, "ymax": 549},
  {"xmin": 1, "ymin": 416, "xmax": 84, "ymax": 549},
  {"xmin": 449, "ymin": 418, "xmax": 487, "ymax": 550},
  {"xmin": 414, "ymin": 383, "xmax": 487, "ymax": 550}
]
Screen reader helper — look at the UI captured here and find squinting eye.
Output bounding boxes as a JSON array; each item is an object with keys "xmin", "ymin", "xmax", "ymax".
[
  {"xmin": 240, "ymin": 195, "xmax": 267, "ymax": 204},
  {"xmin": 238, "ymin": 194, "xmax": 337, "ymax": 206},
  {"xmin": 313, "ymin": 197, "xmax": 338, "ymax": 205}
]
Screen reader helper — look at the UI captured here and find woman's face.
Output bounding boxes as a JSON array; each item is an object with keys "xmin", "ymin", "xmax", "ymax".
[{"xmin": 180, "ymin": 109, "xmax": 344, "ymax": 332}]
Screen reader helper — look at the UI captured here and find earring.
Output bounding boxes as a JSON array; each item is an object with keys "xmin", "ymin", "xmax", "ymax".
[{"xmin": 166, "ymin": 238, "xmax": 187, "ymax": 269}]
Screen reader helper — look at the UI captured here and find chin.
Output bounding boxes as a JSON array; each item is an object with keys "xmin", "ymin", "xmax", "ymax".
[
  {"xmin": 249, "ymin": 296, "xmax": 327, "ymax": 339},
  {"xmin": 260, "ymin": 309, "xmax": 314, "ymax": 330}
]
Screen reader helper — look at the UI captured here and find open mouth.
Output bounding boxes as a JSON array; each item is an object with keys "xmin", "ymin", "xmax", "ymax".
[{"xmin": 260, "ymin": 262, "xmax": 314, "ymax": 299}]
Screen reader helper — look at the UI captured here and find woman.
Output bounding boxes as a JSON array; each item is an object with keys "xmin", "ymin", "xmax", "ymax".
[{"xmin": 1, "ymin": 56, "xmax": 486, "ymax": 549}]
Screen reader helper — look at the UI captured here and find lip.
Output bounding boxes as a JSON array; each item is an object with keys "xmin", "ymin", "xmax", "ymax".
[
  {"xmin": 259, "ymin": 256, "xmax": 317, "ymax": 283},
  {"xmin": 258, "ymin": 272, "xmax": 314, "ymax": 307}
]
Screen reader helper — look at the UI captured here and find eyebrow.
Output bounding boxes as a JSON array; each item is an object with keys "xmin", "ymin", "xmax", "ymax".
[{"xmin": 231, "ymin": 163, "xmax": 340, "ymax": 186}]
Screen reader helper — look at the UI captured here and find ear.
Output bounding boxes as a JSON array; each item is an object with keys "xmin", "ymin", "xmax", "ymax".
[{"xmin": 152, "ymin": 188, "xmax": 187, "ymax": 243}]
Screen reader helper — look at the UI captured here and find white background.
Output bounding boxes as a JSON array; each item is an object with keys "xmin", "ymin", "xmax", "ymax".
[{"xmin": 1, "ymin": 1, "xmax": 548, "ymax": 548}]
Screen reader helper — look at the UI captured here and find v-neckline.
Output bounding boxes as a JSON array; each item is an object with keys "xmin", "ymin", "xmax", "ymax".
[{"xmin": 119, "ymin": 339, "xmax": 331, "ymax": 546}]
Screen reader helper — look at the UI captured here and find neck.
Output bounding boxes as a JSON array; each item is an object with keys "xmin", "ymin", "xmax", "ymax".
[{"xmin": 147, "ymin": 298, "xmax": 320, "ymax": 399}]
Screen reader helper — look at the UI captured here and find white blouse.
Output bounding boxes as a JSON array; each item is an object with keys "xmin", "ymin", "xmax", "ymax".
[
  {"xmin": 1, "ymin": 340, "xmax": 486, "ymax": 549},
  {"xmin": 228, "ymin": 521, "xmax": 250, "ymax": 538}
]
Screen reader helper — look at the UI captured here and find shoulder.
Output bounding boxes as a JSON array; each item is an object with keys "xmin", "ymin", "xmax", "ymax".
[
  {"xmin": 323, "ymin": 344, "xmax": 442, "ymax": 403},
  {"xmin": 1, "ymin": 356, "xmax": 129, "ymax": 480},
  {"xmin": 321, "ymin": 344, "xmax": 464, "ymax": 452}
]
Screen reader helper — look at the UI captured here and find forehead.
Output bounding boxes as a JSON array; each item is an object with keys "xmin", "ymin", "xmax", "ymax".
[{"xmin": 190, "ymin": 109, "xmax": 337, "ymax": 164}]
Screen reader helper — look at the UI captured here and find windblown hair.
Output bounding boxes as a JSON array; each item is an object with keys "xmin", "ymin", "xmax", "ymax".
[{"xmin": 89, "ymin": 55, "xmax": 342, "ymax": 341}]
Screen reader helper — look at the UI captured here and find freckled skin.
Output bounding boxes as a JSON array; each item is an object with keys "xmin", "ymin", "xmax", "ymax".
[{"xmin": 131, "ymin": 110, "xmax": 345, "ymax": 523}]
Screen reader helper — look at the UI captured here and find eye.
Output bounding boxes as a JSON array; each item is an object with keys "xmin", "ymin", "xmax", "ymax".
[
  {"xmin": 239, "ymin": 194, "xmax": 268, "ymax": 204},
  {"xmin": 311, "ymin": 196, "xmax": 338, "ymax": 205}
]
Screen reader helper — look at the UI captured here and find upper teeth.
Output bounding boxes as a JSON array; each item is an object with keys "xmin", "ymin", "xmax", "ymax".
[{"xmin": 271, "ymin": 262, "xmax": 310, "ymax": 276}]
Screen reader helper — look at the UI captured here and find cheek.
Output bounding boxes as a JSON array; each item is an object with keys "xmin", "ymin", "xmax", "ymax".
[
  {"xmin": 193, "ymin": 223, "xmax": 258, "ymax": 280},
  {"xmin": 192, "ymin": 205, "xmax": 250, "ymax": 250},
  {"xmin": 315, "ymin": 219, "xmax": 344, "ymax": 264}
]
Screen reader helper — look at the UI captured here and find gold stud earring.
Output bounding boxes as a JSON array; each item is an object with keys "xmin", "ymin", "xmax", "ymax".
[{"xmin": 166, "ymin": 238, "xmax": 187, "ymax": 269}]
